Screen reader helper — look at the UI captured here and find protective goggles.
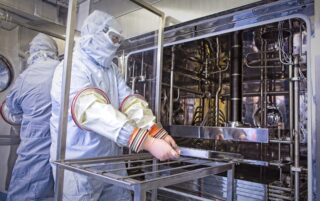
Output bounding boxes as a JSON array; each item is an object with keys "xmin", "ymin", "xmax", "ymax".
[{"xmin": 103, "ymin": 26, "xmax": 124, "ymax": 45}]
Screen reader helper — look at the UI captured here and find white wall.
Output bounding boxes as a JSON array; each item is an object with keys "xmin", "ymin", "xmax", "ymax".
[{"xmin": 91, "ymin": 0, "xmax": 259, "ymax": 38}]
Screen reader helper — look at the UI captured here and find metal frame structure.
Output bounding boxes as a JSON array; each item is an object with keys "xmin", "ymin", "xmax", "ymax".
[
  {"xmin": 129, "ymin": 0, "xmax": 165, "ymax": 123},
  {"xmin": 54, "ymin": 153, "xmax": 235, "ymax": 201},
  {"xmin": 120, "ymin": 1, "xmax": 315, "ymax": 200},
  {"xmin": 54, "ymin": 0, "xmax": 78, "ymax": 200}
]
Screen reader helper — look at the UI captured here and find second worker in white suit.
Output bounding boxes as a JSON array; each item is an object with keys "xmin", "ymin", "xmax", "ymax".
[{"xmin": 50, "ymin": 10, "xmax": 180, "ymax": 200}]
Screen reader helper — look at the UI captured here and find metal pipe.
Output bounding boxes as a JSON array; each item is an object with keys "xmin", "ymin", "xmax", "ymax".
[
  {"xmin": 260, "ymin": 34, "xmax": 265, "ymax": 127},
  {"xmin": 215, "ymin": 37, "xmax": 222, "ymax": 126},
  {"xmin": 230, "ymin": 31, "xmax": 242, "ymax": 124},
  {"xmin": 293, "ymin": 55, "xmax": 301, "ymax": 201},
  {"xmin": 131, "ymin": 76, "xmax": 138, "ymax": 94},
  {"xmin": 132, "ymin": 60, "xmax": 136, "ymax": 77},
  {"xmin": 287, "ymin": 21, "xmax": 294, "ymax": 191},
  {"xmin": 269, "ymin": 185, "xmax": 292, "ymax": 192},
  {"xmin": 278, "ymin": 22, "xmax": 294, "ymax": 66},
  {"xmin": 227, "ymin": 164, "xmax": 235, "ymax": 201},
  {"xmin": 140, "ymin": 52, "xmax": 144, "ymax": 76},
  {"xmin": 140, "ymin": 53, "xmax": 147, "ymax": 96},
  {"xmin": 269, "ymin": 193, "xmax": 292, "ymax": 200},
  {"xmin": 222, "ymin": 91, "xmax": 289, "ymax": 97},
  {"xmin": 284, "ymin": 20, "xmax": 297, "ymax": 195},
  {"xmin": 169, "ymin": 46, "xmax": 175, "ymax": 126},
  {"xmin": 130, "ymin": 0, "xmax": 165, "ymax": 123},
  {"xmin": 162, "ymin": 83, "xmax": 203, "ymax": 95},
  {"xmin": 151, "ymin": 159, "xmax": 158, "ymax": 201},
  {"xmin": 55, "ymin": 0, "xmax": 77, "ymax": 200},
  {"xmin": 263, "ymin": 42, "xmax": 268, "ymax": 127},
  {"xmin": 215, "ymin": 72, "xmax": 222, "ymax": 126}
]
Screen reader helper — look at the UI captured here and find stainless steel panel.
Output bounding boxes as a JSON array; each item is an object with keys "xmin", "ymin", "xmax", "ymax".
[
  {"xmin": 118, "ymin": 0, "xmax": 313, "ymax": 53},
  {"xmin": 180, "ymin": 147, "xmax": 243, "ymax": 160},
  {"xmin": 160, "ymin": 175, "xmax": 267, "ymax": 201},
  {"xmin": 166, "ymin": 125, "xmax": 269, "ymax": 143}
]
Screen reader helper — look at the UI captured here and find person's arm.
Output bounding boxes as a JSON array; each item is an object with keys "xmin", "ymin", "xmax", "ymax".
[
  {"xmin": 52, "ymin": 63, "xmax": 140, "ymax": 149},
  {"xmin": 113, "ymin": 64, "xmax": 163, "ymax": 136},
  {"xmin": 0, "ymin": 76, "xmax": 23, "ymax": 125},
  {"xmin": 112, "ymin": 64, "xmax": 178, "ymax": 150},
  {"xmin": 6, "ymin": 76, "xmax": 23, "ymax": 114},
  {"xmin": 0, "ymin": 100, "xmax": 22, "ymax": 125},
  {"xmin": 120, "ymin": 94, "xmax": 180, "ymax": 152},
  {"xmin": 59, "ymin": 64, "xmax": 178, "ymax": 159},
  {"xmin": 71, "ymin": 87, "xmax": 179, "ymax": 159}
]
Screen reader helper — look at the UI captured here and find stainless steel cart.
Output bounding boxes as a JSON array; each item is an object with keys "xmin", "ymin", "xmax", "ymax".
[{"xmin": 54, "ymin": 153, "xmax": 235, "ymax": 201}]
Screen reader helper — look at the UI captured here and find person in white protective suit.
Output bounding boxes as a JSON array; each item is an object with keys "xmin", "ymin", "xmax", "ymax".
[
  {"xmin": 0, "ymin": 33, "xmax": 59, "ymax": 200},
  {"xmin": 50, "ymin": 10, "xmax": 180, "ymax": 201}
]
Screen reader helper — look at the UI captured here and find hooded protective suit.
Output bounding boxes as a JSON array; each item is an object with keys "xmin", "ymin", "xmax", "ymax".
[
  {"xmin": 50, "ymin": 11, "xmax": 135, "ymax": 201},
  {"xmin": 50, "ymin": 10, "xmax": 178, "ymax": 200},
  {"xmin": 4, "ymin": 33, "xmax": 59, "ymax": 201}
]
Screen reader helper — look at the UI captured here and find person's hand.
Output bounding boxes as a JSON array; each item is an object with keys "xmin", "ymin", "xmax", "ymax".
[
  {"xmin": 142, "ymin": 136, "xmax": 180, "ymax": 161},
  {"xmin": 238, "ymin": 133, "xmax": 247, "ymax": 141},
  {"xmin": 163, "ymin": 135, "xmax": 181, "ymax": 154},
  {"xmin": 215, "ymin": 133, "xmax": 224, "ymax": 141}
]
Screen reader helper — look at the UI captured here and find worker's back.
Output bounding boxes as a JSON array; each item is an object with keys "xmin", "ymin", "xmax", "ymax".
[
  {"xmin": 11, "ymin": 57, "xmax": 59, "ymax": 154},
  {"xmin": 5, "ymin": 33, "xmax": 60, "ymax": 201}
]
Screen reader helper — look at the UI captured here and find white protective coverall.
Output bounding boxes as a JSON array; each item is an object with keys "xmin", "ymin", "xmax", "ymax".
[
  {"xmin": 2, "ymin": 33, "xmax": 59, "ymax": 201},
  {"xmin": 49, "ymin": 10, "xmax": 165, "ymax": 201}
]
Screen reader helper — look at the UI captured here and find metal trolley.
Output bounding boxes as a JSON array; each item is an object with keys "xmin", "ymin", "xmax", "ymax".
[{"xmin": 54, "ymin": 153, "xmax": 235, "ymax": 201}]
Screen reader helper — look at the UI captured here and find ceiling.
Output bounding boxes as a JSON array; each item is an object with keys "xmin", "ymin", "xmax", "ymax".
[{"xmin": 90, "ymin": 0, "xmax": 160, "ymax": 18}]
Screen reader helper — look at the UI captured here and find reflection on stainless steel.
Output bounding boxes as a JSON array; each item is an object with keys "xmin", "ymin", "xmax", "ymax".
[
  {"xmin": 241, "ymin": 159, "xmax": 269, "ymax": 167},
  {"xmin": 166, "ymin": 125, "xmax": 269, "ymax": 143},
  {"xmin": 180, "ymin": 147, "xmax": 243, "ymax": 160},
  {"xmin": 158, "ymin": 187, "xmax": 218, "ymax": 201},
  {"xmin": 253, "ymin": 105, "xmax": 283, "ymax": 127},
  {"xmin": 162, "ymin": 175, "xmax": 267, "ymax": 201}
]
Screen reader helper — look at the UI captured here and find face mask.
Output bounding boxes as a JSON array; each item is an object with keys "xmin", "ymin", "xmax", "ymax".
[
  {"xmin": 79, "ymin": 26, "xmax": 124, "ymax": 68},
  {"xmin": 103, "ymin": 27, "xmax": 124, "ymax": 46}
]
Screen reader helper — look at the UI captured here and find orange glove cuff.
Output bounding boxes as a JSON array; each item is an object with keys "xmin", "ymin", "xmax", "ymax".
[
  {"xmin": 128, "ymin": 128, "xmax": 149, "ymax": 153},
  {"xmin": 148, "ymin": 124, "xmax": 168, "ymax": 139}
]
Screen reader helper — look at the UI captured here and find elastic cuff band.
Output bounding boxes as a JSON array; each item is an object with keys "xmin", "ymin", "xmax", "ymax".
[
  {"xmin": 148, "ymin": 123, "xmax": 168, "ymax": 139},
  {"xmin": 128, "ymin": 128, "xmax": 149, "ymax": 152},
  {"xmin": 154, "ymin": 128, "xmax": 168, "ymax": 139},
  {"xmin": 148, "ymin": 123, "xmax": 160, "ymax": 137}
]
